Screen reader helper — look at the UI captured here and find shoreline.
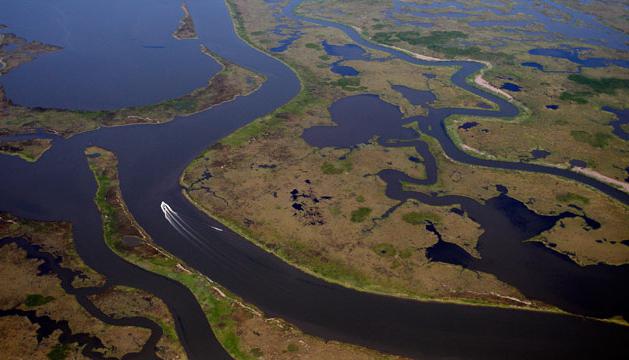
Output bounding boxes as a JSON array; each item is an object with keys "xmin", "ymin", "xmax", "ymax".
[{"xmin": 0, "ymin": 46, "xmax": 266, "ymax": 141}]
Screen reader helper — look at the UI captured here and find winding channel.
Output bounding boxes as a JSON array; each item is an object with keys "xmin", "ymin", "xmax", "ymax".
[{"xmin": 1, "ymin": 0, "xmax": 628, "ymax": 359}]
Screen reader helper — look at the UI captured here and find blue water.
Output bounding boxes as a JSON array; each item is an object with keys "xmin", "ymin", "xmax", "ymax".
[
  {"xmin": 266, "ymin": 0, "xmax": 304, "ymax": 53},
  {"xmin": 522, "ymin": 62, "xmax": 544, "ymax": 71},
  {"xmin": 269, "ymin": 24, "xmax": 303, "ymax": 53},
  {"xmin": 531, "ymin": 149, "xmax": 551, "ymax": 159},
  {"xmin": 570, "ymin": 159, "xmax": 588, "ymax": 168},
  {"xmin": 458, "ymin": 121, "xmax": 479, "ymax": 130},
  {"xmin": 321, "ymin": 40, "xmax": 388, "ymax": 76},
  {"xmin": 392, "ymin": 84, "xmax": 436, "ymax": 106},
  {"xmin": 546, "ymin": 105, "xmax": 559, "ymax": 110},
  {"xmin": 500, "ymin": 82, "xmax": 521, "ymax": 92},
  {"xmin": 603, "ymin": 106, "xmax": 629, "ymax": 141},
  {"xmin": 0, "ymin": 0, "xmax": 219, "ymax": 110},
  {"xmin": 529, "ymin": 48, "xmax": 629, "ymax": 69}
]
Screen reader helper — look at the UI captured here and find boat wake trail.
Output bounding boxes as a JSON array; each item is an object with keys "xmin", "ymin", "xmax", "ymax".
[{"xmin": 161, "ymin": 201, "xmax": 208, "ymax": 247}]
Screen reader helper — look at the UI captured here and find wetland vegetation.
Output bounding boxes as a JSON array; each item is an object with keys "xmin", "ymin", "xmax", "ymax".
[
  {"xmin": 182, "ymin": 0, "xmax": 629, "ymax": 320},
  {"xmin": 0, "ymin": 213, "xmax": 185, "ymax": 359},
  {"xmin": 1, "ymin": 0, "xmax": 628, "ymax": 358}
]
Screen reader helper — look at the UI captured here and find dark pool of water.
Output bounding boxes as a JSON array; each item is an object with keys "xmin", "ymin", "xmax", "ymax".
[
  {"xmin": 522, "ymin": 61, "xmax": 545, "ymax": 70},
  {"xmin": 546, "ymin": 104, "xmax": 559, "ymax": 110},
  {"xmin": 501, "ymin": 82, "xmax": 522, "ymax": 92},
  {"xmin": 408, "ymin": 156, "xmax": 421, "ymax": 163},
  {"xmin": 458, "ymin": 121, "xmax": 479, "ymax": 130},
  {"xmin": 570, "ymin": 159, "xmax": 588, "ymax": 168},
  {"xmin": 531, "ymin": 149, "xmax": 551, "ymax": 159}
]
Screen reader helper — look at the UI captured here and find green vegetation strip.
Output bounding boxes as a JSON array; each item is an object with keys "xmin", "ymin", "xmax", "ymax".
[{"xmin": 88, "ymin": 155, "xmax": 256, "ymax": 360}]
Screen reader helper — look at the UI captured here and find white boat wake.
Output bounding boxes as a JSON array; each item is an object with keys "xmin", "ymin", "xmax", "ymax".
[
  {"xmin": 161, "ymin": 201, "xmax": 203, "ymax": 242},
  {"xmin": 160, "ymin": 201, "xmax": 224, "ymax": 245}
]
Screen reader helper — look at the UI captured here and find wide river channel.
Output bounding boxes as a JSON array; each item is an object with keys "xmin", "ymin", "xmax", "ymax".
[{"xmin": 1, "ymin": 0, "xmax": 628, "ymax": 359}]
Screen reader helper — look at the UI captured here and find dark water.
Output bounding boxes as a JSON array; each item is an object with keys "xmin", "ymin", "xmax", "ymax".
[
  {"xmin": 529, "ymin": 48, "xmax": 629, "ymax": 69},
  {"xmin": 0, "ymin": 0, "xmax": 218, "ymax": 110},
  {"xmin": 266, "ymin": 0, "xmax": 303, "ymax": 52},
  {"xmin": 522, "ymin": 61, "xmax": 545, "ymax": 71},
  {"xmin": 603, "ymin": 106, "xmax": 629, "ymax": 141},
  {"xmin": 458, "ymin": 121, "xmax": 479, "ymax": 130},
  {"xmin": 0, "ymin": 237, "xmax": 163, "ymax": 359},
  {"xmin": 392, "ymin": 85, "xmax": 436, "ymax": 107},
  {"xmin": 545, "ymin": 104, "xmax": 559, "ymax": 110},
  {"xmin": 531, "ymin": 149, "xmax": 551, "ymax": 159},
  {"xmin": 321, "ymin": 40, "xmax": 389, "ymax": 76},
  {"xmin": 570, "ymin": 159, "xmax": 588, "ymax": 168},
  {"xmin": 500, "ymin": 82, "xmax": 522, "ymax": 92},
  {"xmin": 1, "ymin": 0, "xmax": 629, "ymax": 359}
]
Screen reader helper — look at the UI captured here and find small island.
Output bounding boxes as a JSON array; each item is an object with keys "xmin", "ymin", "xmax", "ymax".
[{"xmin": 172, "ymin": 3, "xmax": 198, "ymax": 40}]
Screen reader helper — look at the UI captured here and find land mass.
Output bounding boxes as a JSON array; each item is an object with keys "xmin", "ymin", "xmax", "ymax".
[
  {"xmin": 180, "ymin": 0, "xmax": 629, "ymax": 318},
  {"xmin": 173, "ymin": 3, "xmax": 198, "ymax": 40},
  {"xmin": 0, "ymin": 212, "xmax": 185, "ymax": 359}
]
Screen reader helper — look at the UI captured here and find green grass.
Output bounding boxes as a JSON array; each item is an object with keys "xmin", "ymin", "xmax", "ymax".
[
  {"xmin": 556, "ymin": 192, "xmax": 590, "ymax": 205},
  {"xmin": 570, "ymin": 130, "xmax": 612, "ymax": 148},
  {"xmin": 250, "ymin": 347, "xmax": 263, "ymax": 357},
  {"xmin": 372, "ymin": 243, "xmax": 396, "ymax": 257},
  {"xmin": 371, "ymin": 30, "xmax": 511, "ymax": 61},
  {"xmin": 372, "ymin": 30, "xmax": 467, "ymax": 46},
  {"xmin": 321, "ymin": 160, "xmax": 353, "ymax": 174},
  {"xmin": 221, "ymin": 64, "xmax": 323, "ymax": 147},
  {"xmin": 47, "ymin": 344, "xmax": 69, "ymax": 360},
  {"xmin": 402, "ymin": 211, "xmax": 440, "ymax": 225},
  {"xmin": 277, "ymin": 240, "xmax": 369, "ymax": 288},
  {"xmin": 398, "ymin": 248, "xmax": 413, "ymax": 259},
  {"xmin": 92, "ymin": 170, "xmax": 121, "ymax": 250},
  {"xmin": 568, "ymin": 74, "xmax": 629, "ymax": 94},
  {"xmin": 287, "ymin": 343, "xmax": 299, "ymax": 352},
  {"xmin": 305, "ymin": 42, "xmax": 322, "ymax": 50},
  {"xmin": 350, "ymin": 207, "xmax": 372, "ymax": 222},
  {"xmin": 559, "ymin": 91, "xmax": 590, "ymax": 104},
  {"xmin": 331, "ymin": 77, "xmax": 365, "ymax": 91},
  {"xmin": 24, "ymin": 294, "xmax": 54, "ymax": 307}
]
